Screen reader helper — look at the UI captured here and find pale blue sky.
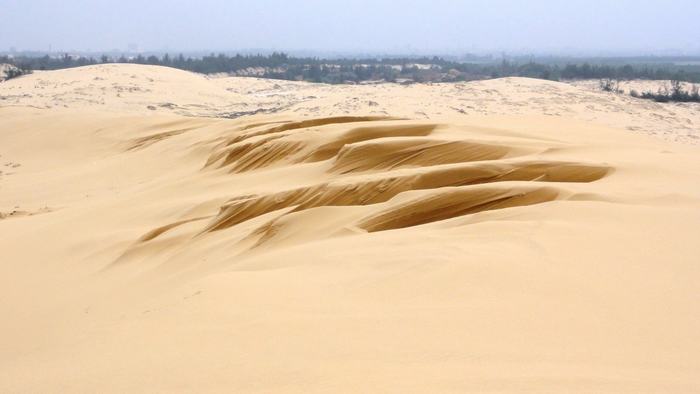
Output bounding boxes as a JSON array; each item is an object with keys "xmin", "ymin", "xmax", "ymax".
[{"xmin": 1, "ymin": 0, "xmax": 698, "ymax": 54}]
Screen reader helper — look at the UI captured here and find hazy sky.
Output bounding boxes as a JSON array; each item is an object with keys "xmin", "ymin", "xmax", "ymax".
[{"xmin": 1, "ymin": 0, "xmax": 698, "ymax": 55}]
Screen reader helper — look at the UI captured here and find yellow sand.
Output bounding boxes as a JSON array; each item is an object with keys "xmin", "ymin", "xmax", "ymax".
[{"xmin": 1, "ymin": 65, "xmax": 699, "ymax": 393}]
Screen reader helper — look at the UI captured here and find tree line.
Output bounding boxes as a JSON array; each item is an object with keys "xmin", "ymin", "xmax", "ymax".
[{"xmin": 3, "ymin": 52, "xmax": 700, "ymax": 90}]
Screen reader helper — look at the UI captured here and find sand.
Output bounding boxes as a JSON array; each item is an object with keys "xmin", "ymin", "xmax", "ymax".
[{"xmin": 1, "ymin": 64, "xmax": 699, "ymax": 393}]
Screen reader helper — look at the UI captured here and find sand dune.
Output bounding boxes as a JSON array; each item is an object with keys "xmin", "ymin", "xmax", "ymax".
[
  {"xmin": 3, "ymin": 64, "xmax": 699, "ymax": 143},
  {"xmin": 1, "ymin": 65, "xmax": 700, "ymax": 393}
]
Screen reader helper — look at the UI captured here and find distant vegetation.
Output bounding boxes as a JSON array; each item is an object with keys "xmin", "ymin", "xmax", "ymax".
[
  {"xmin": 599, "ymin": 79, "xmax": 623, "ymax": 94},
  {"xmin": 2, "ymin": 52, "xmax": 700, "ymax": 85},
  {"xmin": 599, "ymin": 78, "xmax": 700, "ymax": 103},
  {"xmin": 635, "ymin": 80, "xmax": 700, "ymax": 103},
  {"xmin": 0, "ymin": 64, "xmax": 32, "ymax": 81}
]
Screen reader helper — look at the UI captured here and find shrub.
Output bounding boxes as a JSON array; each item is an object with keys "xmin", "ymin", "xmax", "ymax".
[
  {"xmin": 599, "ymin": 79, "xmax": 622, "ymax": 93},
  {"xmin": 2, "ymin": 65, "xmax": 32, "ymax": 81},
  {"xmin": 637, "ymin": 82, "xmax": 700, "ymax": 103}
]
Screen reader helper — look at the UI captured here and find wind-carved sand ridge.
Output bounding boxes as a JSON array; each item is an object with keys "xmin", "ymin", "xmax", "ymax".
[{"xmin": 114, "ymin": 116, "xmax": 611, "ymax": 263}]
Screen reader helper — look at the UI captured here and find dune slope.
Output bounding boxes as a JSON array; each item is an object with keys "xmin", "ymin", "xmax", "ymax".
[{"xmin": 1, "ymin": 65, "xmax": 700, "ymax": 393}]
